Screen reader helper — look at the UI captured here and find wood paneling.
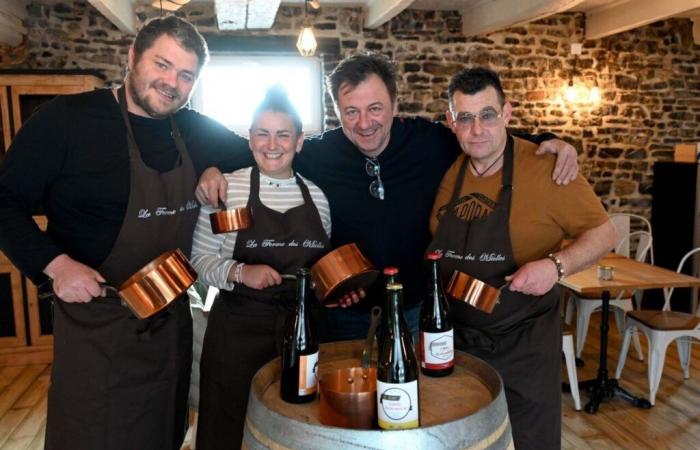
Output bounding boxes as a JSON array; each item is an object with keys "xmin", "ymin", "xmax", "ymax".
[{"xmin": 0, "ymin": 258, "xmax": 26, "ymax": 349}]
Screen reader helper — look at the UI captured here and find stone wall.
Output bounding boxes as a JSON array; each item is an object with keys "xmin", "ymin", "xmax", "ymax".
[{"xmin": 3, "ymin": 1, "xmax": 700, "ymax": 216}]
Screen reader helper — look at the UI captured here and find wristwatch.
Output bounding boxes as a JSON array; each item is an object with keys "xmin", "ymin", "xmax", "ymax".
[{"xmin": 547, "ymin": 253, "xmax": 565, "ymax": 280}]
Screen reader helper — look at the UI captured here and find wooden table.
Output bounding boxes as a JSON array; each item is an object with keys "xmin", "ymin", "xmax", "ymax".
[{"xmin": 559, "ymin": 255, "xmax": 700, "ymax": 413}]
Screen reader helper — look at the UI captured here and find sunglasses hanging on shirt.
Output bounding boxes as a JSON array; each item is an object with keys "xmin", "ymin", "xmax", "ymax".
[{"xmin": 365, "ymin": 157, "xmax": 385, "ymax": 200}]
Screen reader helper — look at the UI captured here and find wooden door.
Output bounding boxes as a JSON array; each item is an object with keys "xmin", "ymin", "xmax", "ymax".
[
  {"xmin": 0, "ymin": 86, "xmax": 10, "ymax": 154},
  {"xmin": 0, "ymin": 253, "xmax": 27, "ymax": 348}
]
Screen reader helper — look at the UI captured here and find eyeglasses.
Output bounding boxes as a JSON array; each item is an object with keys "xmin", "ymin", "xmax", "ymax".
[
  {"xmin": 365, "ymin": 158, "xmax": 385, "ymax": 200},
  {"xmin": 452, "ymin": 108, "xmax": 502, "ymax": 130}
]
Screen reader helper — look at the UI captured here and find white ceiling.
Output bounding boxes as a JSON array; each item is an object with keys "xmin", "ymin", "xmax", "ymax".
[{"xmin": 4, "ymin": 0, "xmax": 700, "ymax": 45}]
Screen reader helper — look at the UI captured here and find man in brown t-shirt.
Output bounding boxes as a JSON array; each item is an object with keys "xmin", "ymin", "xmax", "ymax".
[{"xmin": 428, "ymin": 67, "xmax": 617, "ymax": 450}]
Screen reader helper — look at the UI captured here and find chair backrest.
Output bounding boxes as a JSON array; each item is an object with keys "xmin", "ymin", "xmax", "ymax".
[
  {"xmin": 615, "ymin": 230, "xmax": 652, "ymax": 263},
  {"xmin": 609, "ymin": 213, "xmax": 654, "ymax": 263},
  {"xmin": 662, "ymin": 247, "xmax": 700, "ymax": 313}
]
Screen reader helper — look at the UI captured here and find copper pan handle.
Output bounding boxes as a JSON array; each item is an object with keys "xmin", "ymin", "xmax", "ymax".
[
  {"xmin": 39, "ymin": 282, "xmax": 129, "ymax": 308},
  {"xmin": 493, "ymin": 281, "xmax": 510, "ymax": 306},
  {"xmin": 38, "ymin": 281, "xmax": 119, "ymax": 298},
  {"xmin": 101, "ymin": 284, "xmax": 131, "ymax": 308},
  {"xmin": 281, "ymin": 273, "xmax": 317, "ymax": 289}
]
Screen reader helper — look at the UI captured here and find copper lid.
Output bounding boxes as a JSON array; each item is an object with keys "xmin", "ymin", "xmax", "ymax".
[{"xmin": 427, "ymin": 252, "xmax": 442, "ymax": 260}]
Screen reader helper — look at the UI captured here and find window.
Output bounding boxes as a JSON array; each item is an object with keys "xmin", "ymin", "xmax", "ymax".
[{"xmin": 190, "ymin": 54, "xmax": 323, "ymax": 135}]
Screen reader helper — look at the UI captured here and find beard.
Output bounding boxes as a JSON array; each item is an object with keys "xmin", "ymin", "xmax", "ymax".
[{"xmin": 127, "ymin": 70, "xmax": 186, "ymax": 119}]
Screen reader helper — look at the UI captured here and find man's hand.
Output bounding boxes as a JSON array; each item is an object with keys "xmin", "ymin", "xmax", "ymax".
[
  {"xmin": 331, "ymin": 288, "xmax": 366, "ymax": 308},
  {"xmin": 536, "ymin": 139, "xmax": 579, "ymax": 185},
  {"xmin": 505, "ymin": 259, "xmax": 559, "ymax": 296},
  {"xmin": 239, "ymin": 264, "xmax": 282, "ymax": 290},
  {"xmin": 43, "ymin": 254, "xmax": 105, "ymax": 303},
  {"xmin": 196, "ymin": 167, "xmax": 228, "ymax": 207}
]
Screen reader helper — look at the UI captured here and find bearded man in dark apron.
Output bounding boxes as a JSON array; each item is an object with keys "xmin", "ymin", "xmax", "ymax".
[
  {"xmin": 0, "ymin": 17, "xmax": 218, "ymax": 449},
  {"xmin": 428, "ymin": 68, "xmax": 617, "ymax": 449}
]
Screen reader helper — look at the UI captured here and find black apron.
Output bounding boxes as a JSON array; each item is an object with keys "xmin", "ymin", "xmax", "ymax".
[
  {"xmin": 427, "ymin": 137, "xmax": 562, "ymax": 450},
  {"xmin": 197, "ymin": 167, "xmax": 329, "ymax": 449},
  {"xmin": 45, "ymin": 87, "xmax": 198, "ymax": 450}
]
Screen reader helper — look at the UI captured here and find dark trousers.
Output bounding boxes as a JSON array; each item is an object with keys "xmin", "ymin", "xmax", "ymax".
[{"xmin": 196, "ymin": 294, "xmax": 289, "ymax": 449}]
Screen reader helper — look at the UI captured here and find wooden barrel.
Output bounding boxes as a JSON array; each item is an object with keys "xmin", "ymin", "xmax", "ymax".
[{"xmin": 243, "ymin": 341, "xmax": 512, "ymax": 450}]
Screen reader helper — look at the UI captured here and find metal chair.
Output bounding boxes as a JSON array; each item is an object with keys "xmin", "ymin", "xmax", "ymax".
[
  {"xmin": 609, "ymin": 213, "xmax": 654, "ymax": 264},
  {"xmin": 565, "ymin": 231, "xmax": 652, "ymax": 359},
  {"xmin": 615, "ymin": 247, "xmax": 700, "ymax": 405},
  {"xmin": 562, "ymin": 324, "xmax": 581, "ymax": 410}
]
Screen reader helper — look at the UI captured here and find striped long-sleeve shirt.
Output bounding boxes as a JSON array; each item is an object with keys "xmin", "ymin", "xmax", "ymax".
[{"xmin": 191, "ymin": 167, "xmax": 331, "ymax": 290}]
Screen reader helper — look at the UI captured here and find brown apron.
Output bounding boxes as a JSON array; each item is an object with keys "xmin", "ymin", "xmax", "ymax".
[
  {"xmin": 45, "ymin": 86, "xmax": 198, "ymax": 450},
  {"xmin": 427, "ymin": 136, "xmax": 562, "ymax": 450},
  {"xmin": 197, "ymin": 167, "xmax": 329, "ymax": 449}
]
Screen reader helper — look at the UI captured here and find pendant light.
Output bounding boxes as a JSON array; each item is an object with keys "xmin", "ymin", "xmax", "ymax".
[
  {"xmin": 563, "ymin": 43, "xmax": 601, "ymax": 105},
  {"xmin": 297, "ymin": 0, "xmax": 318, "ymax": 57},
  {"xmin": 564, "ymin": 43, "xmax": 581, "ymax": 103}
]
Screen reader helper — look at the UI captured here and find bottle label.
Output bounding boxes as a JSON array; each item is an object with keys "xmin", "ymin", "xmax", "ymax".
[
  {"xmin": 377, "ymin": 380, "xmax": 419, "ymax": 429},
  {"xmin": 419, "ymin": 329, "xmax": 454, "ymax": 370},
  {"xmin": 298, "ymin": 352, "xmax": 318, "ymax": 395}
]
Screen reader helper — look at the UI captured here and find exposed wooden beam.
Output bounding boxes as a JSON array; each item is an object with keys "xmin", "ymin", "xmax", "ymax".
[
  {"xmin": 0, "ymin": 0, "xmax": 28, "ymax": 20},
  {"xmin": 246, "ymin": 0, "xmax": 282, "ymax": 29},
  {"xmin": 0, "ymin": 11, "xmax": 27, "ymax": 36},
  {"xmin": 365, "ymin": 0, "xmax": 414, "ymax": 29},
  {"xmin": 215, "ymin": 0, "xmax": 281, "ymax": 31},
  {"xmin": 215, "ymin": 0, "xmax": 247, "ymax": 30},
  {"xmin": 586, "ymin": 0, "xmax": 700, "ymax": 39},
  {"xmin": 691, "ymin": 15, "xmax": 700, "ymax": 44},
  {"xmin": 460, "ymin": 0, "xmax": 584, "ymax": 37},
  {"xmin": 0, "ymin": 27, "xmax": 22, "ymax": 47},
  {"xmin": 87, "ymin": 0, "xmax": 136, "ymax": 34},
  {"xmin": 0, "ymin": 0, "xmax": 28, "ymax": 46}
]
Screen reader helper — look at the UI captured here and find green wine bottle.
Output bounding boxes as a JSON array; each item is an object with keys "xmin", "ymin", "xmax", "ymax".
[
  {"xmin": 280, "ymin": 268, "xmax": 318, "ymax": 403},
  {"xmin": 377, "ymin": 283, "xmax": 420, "ymax": 429},
  {"xmin": 419, "ymin": 252, "xmax": 454, "ymax": 377}
]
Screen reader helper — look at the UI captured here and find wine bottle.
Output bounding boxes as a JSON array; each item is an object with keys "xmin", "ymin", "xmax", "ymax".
[
  {"xmin": 376, "ymin": 283, "xmax": 420, "ymax": 429},
  {"xmin": 419, "ymin": 253, "xmax": 454, "ymax": 377},
  {"xmin": 280, "ymin": 268, "xmax": 319, "ymax": 403},
  {"xmin": 383, "ymin": 266, "xmax": 399, "ymax": 286}
]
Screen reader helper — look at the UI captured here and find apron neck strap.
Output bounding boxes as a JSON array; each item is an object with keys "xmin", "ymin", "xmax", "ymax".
[
  {"xmin": 502, "ymin": 135, "xmax": 514, "ymax": 189},
  {"xmin": 294, "ymin": 172, "xmax": 313, "ymax": 205},
  {"xmin": 116, "ymin": 85, "xmax": 191, "ymax": 167},
  {"xmin": 117, "ymin": 85, "xmax": 139, "ymax": 160},
  {"xmin": 250, "ymin": 167, "xmax": 313, "ymax": 207},
  {"xmin": 448, "ymin": 134, "xmax": 515, "ymax": 209},
  {"xmin": 250, "ymin": 166, "xmax": 261, "ymax": 200}
]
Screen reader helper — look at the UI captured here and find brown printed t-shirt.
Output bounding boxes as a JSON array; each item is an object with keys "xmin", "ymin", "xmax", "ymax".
[{"xmin": 429, "ymin": 136, "xmax": 609, "ymax": 266}]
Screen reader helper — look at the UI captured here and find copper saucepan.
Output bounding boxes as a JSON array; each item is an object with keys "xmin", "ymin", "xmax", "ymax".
[
  {"xmin": 309, "ymin": 243, "xmax": 379, "ymax": 307},
  {"xmin": 446, "ymin": 270, "xmax": 505, "ymax": 314},
  {"xmin": 319, "ymin": 306, "xmax": 381, "ymax": 429},
  {"xmin": 209, "ymin": 202, "xmax": 252, "ymax": 234},
  {"xmin": 114, "ymin": 248, "xmax": 198, "ymax": 319}
]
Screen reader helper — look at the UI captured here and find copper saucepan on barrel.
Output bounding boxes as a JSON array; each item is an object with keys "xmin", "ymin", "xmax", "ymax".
[
  {"xmin": 319, "ymin": 306, "xmax": 381, "ymax": 429},
  {"xmin": 110, "ymin": 248, "xmax": 197, "ymax": 319},
  {"xmin": 446, "ymin": 270, "xmax": 507, "ymax": 314},
  {"xmin": 309, "ymin": 243, "xmax": 379, "ymax": 307},
  {"xmin": 209, "ymin": 202, "xmax": 252, "ymax": 234}
]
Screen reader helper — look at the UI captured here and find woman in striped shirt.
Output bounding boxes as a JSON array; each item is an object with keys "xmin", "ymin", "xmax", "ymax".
[{"xmin": 191, "ymin": 86, "xmax": 331, "ymax": 449}]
